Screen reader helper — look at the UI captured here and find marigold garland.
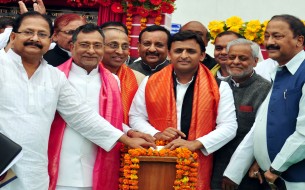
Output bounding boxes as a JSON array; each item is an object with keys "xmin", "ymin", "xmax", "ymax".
[
  {"xmin": 154, "ymin": 14, "xmax": 163, "ymax": 25},
  {"xmin": 119, "ymin": 141, "xmax": 198, "ymax": 190},
  {"xmin": 140, "ymin": 17, "xmax": 147, "ymax": 30}
]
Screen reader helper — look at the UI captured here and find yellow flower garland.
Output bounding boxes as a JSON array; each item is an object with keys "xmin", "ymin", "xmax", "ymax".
[
  {"xmin": 208, "ymin": 16, "xmax": 267, "ymax": 45},
  {"xmin": 119, "ymin": 141, "xmax": 198, "ymax": 190}
]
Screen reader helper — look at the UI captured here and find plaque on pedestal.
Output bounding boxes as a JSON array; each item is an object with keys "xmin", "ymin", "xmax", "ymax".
[{"xmin": 138, "ymin": 156, "xmax": 176, "ymax": 190}]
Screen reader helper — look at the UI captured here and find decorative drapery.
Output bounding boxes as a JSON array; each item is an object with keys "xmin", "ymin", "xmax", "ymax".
[{"xmin": 97, "ymin": 0, "xmax": 123, "ymax": 25}]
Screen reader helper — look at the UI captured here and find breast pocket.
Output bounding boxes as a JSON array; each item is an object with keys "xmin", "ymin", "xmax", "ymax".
[
  {"xmin": 36, "ymin": 85, "xmax": 57, "ymax": 114},
  {"xmin": 285, "ymin": 87, "xmax": 302, "ymax": 114}
]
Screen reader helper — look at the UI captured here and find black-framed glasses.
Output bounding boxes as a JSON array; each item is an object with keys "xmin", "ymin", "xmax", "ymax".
[
  {"xmin": 105, "ymin": 42, "xmax": 129, "ymax": 51},
  {"xmin": 15, "ymin": 30, "xmax": 50, "ymax": 39},
  {"xmin": 59, "ymin": 30, "xmax": 75, "ymax": 35}
]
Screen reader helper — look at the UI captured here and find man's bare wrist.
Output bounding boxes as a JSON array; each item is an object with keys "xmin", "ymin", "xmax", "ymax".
[{"xmin": 193, "ymin": 140, "xmax": 203, "ymax": 150}]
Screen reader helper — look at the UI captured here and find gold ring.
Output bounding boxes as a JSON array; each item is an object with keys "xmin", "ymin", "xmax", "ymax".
[{"xmin": 253, "ymin": 171, "xmax": 259, "ymax": 177}]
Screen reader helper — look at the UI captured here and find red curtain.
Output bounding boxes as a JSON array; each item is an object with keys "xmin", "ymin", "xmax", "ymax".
[{"xmin": 97, "ymin": 0, "xmax": 124, "ymax": 26}]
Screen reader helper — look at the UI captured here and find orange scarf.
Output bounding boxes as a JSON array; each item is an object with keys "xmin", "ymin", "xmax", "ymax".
[
  {"xmin": 117, "ymin": 64, "xmax": 139, "ymax": 125},
  {"xmin": 145, "ymin": 64, "xmax": 220, "ymax": 190}
]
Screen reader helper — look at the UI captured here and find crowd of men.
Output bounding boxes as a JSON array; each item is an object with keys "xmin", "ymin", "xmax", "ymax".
[{"xmin": 0, "ymin": 0, "xmax": 304, "ymax": 190}]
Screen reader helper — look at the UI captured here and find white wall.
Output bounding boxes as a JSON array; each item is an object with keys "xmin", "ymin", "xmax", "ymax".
[{"xmin": 171, "ymin": 0, "xmax": 305, "ymax": 55}]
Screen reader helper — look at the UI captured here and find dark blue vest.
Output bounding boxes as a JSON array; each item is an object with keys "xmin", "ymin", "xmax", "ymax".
[{"xmin": 267, "ymin": 59, "xmax": 305, "ymax": 182}]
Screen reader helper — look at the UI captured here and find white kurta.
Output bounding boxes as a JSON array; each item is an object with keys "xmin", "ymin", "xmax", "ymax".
[
  {"xmin": 57, "ymin": 63, "xmax": 100, "ymax": 187},
  {"xmin": 129, "ymin": 76, "xmax": 237, "ymax": 155},
  {"xmin": 0, "ymin": 49, "xmax": 124, "ymax": 190},
  {"xmin": 57, "ymin": 63, "xmax": 130, "ymax": 189},
  {"xmin": 224, "ymin": 51, "xmax": 305, "ymax": 189},
  {"xmin": 254, "ymin": 58, "xmax": 278, "ymax": 82}
]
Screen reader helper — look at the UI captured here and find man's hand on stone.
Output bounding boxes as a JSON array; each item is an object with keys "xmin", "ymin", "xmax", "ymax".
[
  {"xmin": 153, "ymin": 127, "xmax": 186, "ymax": 141},
  {"xmin": 127, "ymin": 130, "xmax": 156, "ymax": 144},
  {"xmin": 164, "ymin": 139, "xmax": 202, "ymax": 151},
  {"xmin": 127, "ymin": 137, "xmax": 156, "ymax": 149}
]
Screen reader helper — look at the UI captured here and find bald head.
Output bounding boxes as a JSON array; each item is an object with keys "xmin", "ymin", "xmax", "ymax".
[{"xmin": 181, "ymin": 21, "xmax": 209, "ymax": 47}]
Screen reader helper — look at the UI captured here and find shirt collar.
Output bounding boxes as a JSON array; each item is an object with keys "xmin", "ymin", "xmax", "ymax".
[
  {"xmin": 71, "ymin": 62, "xmax": 99, "ymax": 76},
  {"xmin": 271, "ymin": 50, "xmax": 305, "ymax": 80},
  {"xmin": 7, "ymin": 48, "xmax": 47, "ymax": 68},
  {"xmin": 142, "ymin": 59, "xmax": 168, "ymax": 71},
  {"xmin": 216, "ymin": 70, "xmax": 230, "ymax": 80},
  {"xmin": 173, "ymin": 71, "xmax": 195, "ymax": 85},
  {"xmin": 284, "ymin": 50, "xmax": 305, "ymax": 75},
  {"xmin": 59, "ymin": 46, "xmax": 72, "ymax": 57},
  {"xmin": 7, "ymin": 49, "xmax": 22, "ymax": 67},
  {"xmin": 230, "ymin": 70, "xmax": 255, "ymax": 88}
]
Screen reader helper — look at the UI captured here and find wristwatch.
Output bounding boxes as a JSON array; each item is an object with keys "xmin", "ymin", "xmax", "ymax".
[
  {"xmin": 269, "ymin": 166, "xmax": 282, "ymax": 176},
  {"xmin": 267, "ymin": 181, "xmax": 278, "ymax": 189}
]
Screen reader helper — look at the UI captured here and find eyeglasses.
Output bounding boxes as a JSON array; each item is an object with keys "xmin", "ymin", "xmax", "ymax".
[
  {"xmin": 15, "ymin": 30, "xmax": 50, "ymax": 39},
  {"xmin": 105, "ymin": 42, "xmax": 129, "ymax": 51},
  {"xmin": 78, "ymin": 42, "xmax": 103, "ymax": 50},
  {"xmin": 59, "ymin": 30, "xmax": 75, "ymax": 35}
]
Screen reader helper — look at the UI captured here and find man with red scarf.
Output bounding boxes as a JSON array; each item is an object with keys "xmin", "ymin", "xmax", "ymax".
[
  {"xmin": 101, "ymin": 27, "xmax": 154, "ymax": 147},
  {"xmin": 48, "ymin": 23, "xmax": 154, "ymax": 190},
  {"xmin": 129, "ymin": 31, "xmax": 237, "ymax": 190}
]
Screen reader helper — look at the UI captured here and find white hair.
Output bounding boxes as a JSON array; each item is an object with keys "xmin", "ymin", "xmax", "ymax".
[{"xmin": 226, "ymin": 38, "xmax": 260, "ymax": 58}]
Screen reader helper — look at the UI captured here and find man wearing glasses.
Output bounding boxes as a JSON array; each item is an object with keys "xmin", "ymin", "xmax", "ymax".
[
  {"xmin": 44, "ymin": 13, "xmax": 86, "ymax": 67},
  {"xmin": 101, "ymin": 28, "xmax": 145, "ymax": 125},
  {"xmin": 48, "ymin": 23, "xmax": 155, "ymax": 190},
  {"xmin": 1, "ymin": 12, "xmax": 153, "ymax": 190}
]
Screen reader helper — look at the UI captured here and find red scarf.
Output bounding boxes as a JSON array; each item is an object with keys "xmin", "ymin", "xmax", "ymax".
[
  {"xmin": 145, "ymin": 64, "xmax": 220, "ymax": 190},
  {"xmin": 116, "ymin": 64, "xmax": 139, "ymax": 125},
  {"xmin": 48, "ymin": 58, "xmax": 123, "ymax": 190}
]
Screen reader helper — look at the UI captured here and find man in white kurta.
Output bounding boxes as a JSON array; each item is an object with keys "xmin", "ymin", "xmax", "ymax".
[
  {"xmin": 129, "ymin": 76, "xmax": 237, "ymax": 156},
  {"xmin": 0, "ymin": 11, "xmax": 151, "ymax": 190},
  {"xmin": 53, "ymin": 23, "xmax": 154, "ymax": 190}
]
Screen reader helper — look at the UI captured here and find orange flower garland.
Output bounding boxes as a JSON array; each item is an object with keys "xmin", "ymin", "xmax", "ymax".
[
  {"xmin": 154, "ymin": 14, "xmax": 163, "ymax": 25},
  {"xmin": 119, "ymin": 141, "xmax": 198, "ymax": 190},
  {"xmin": 140, "ymin": 17, "xmax": 147, "ymax": 31},
  {"xmin": 126, "ymin": 13, "xmax": 133, "ymax": 42}
]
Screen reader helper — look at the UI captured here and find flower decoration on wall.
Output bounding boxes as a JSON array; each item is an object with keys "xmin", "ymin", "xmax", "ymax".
[
  {"xmin": 66, "ymin": 0, "xmax": 98, "ymax": 7},
  {"xmin": 99, "ymin": 0, "xmax": 176, "ymax": 15},
  {"xmin": 208, "ymin": 16, "xmax": 268, "ymax": 45},
  {"xmin": 99, "ymin": 0, "xmax": 176, "ymax": 35},
  {"xmin": 119, "ymin": 141, "xmax": 198, "ymax": 190}
]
